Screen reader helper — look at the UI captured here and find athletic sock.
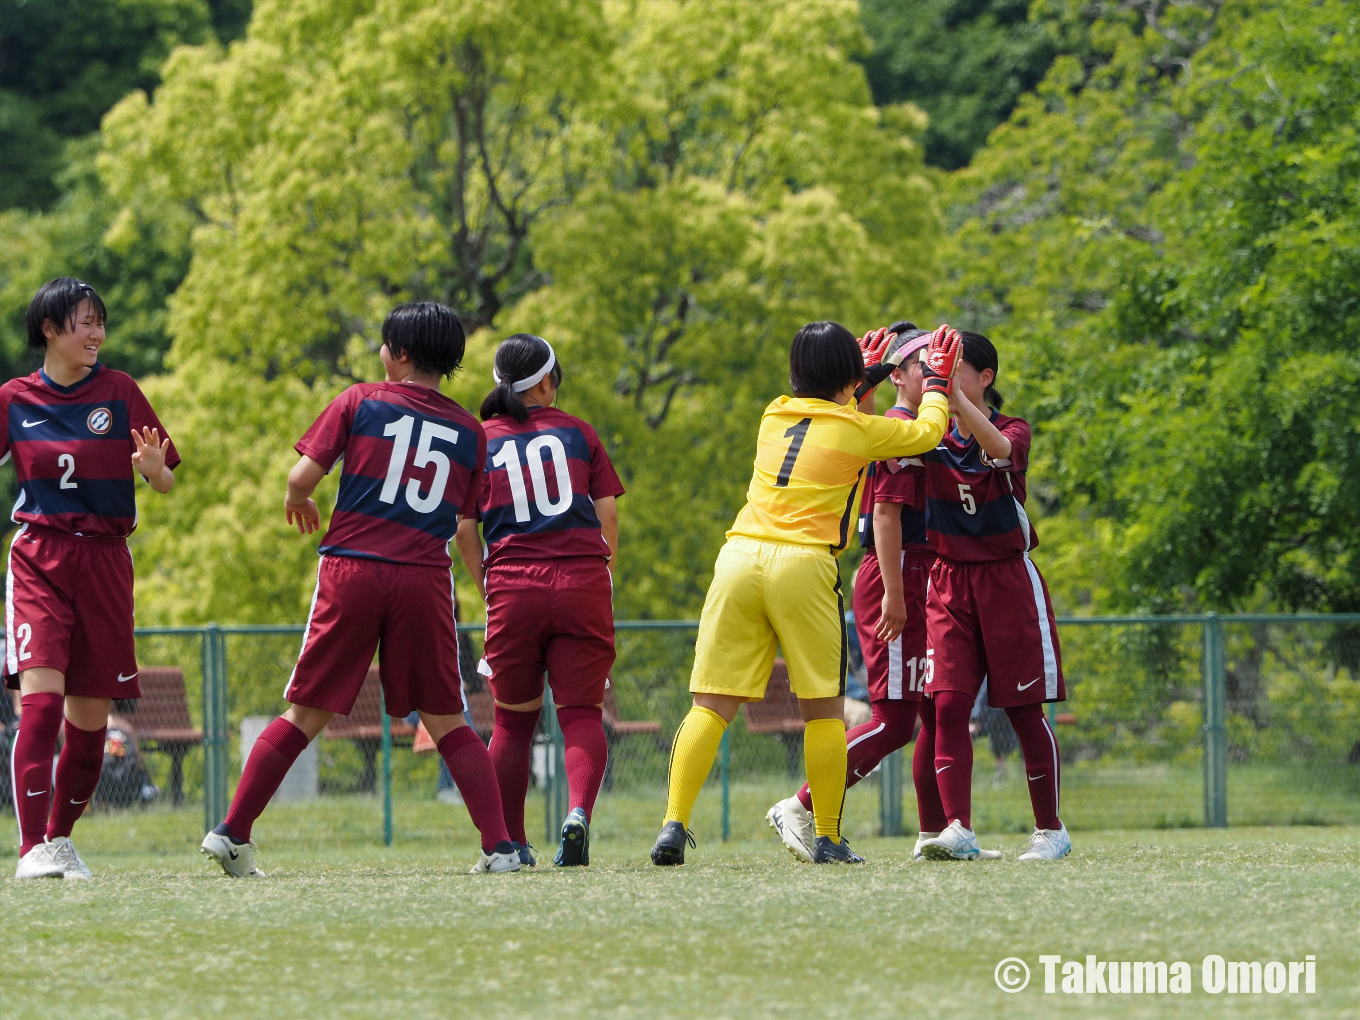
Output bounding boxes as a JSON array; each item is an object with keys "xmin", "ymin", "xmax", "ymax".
[
  {"xmin": 931, "ymin": 689, "xmax": 975, "ymax": 830},
  {"xmin": 911, "ymin": 694, "xmax": 949, "ymax": 832},
  {"xmin": 804, "ymin": 717, "xmax": 848, "ymax": 839},
  {"xmin": 662, "ymin": 706, "xmax": 727, "ymax": 827},
  {"xmin": 46, "ymin": 719, "xmax": 106, "ymax": 841},
  {"xmin": 437, "ymin": 726, "xmax": 511, "ymax": 852},
  {"xmin": 12, "ymin": 692, "xmax": 63, "ymax": 856},
  {"xmin": 222, "ymin": 717, "xmax": 309, "ymax": 842},
  {"xmin": 556, "ymin": 704, "xmax": 608, "ymax": 822},
  {"xmin": 795, "ymin": 699, "xmax": 917, "ymax": 811},
  {"xmin": 488, "ymin": 705, "xmax": 540, "ymax": 844},
  {"xmin": 1005, "ymin": 703, "xmax": 1062, "ymax": 830}
]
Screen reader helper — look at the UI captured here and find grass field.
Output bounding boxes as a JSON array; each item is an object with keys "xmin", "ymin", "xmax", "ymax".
[{"xmin": 3, "ymin": 798, "xmax": 1357, "ymax": 1019}]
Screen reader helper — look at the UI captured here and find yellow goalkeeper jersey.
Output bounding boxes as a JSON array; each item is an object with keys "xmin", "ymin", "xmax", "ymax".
[{"xmin": 728, "ymin": 391, "xmax": 949, "ymax": 552}]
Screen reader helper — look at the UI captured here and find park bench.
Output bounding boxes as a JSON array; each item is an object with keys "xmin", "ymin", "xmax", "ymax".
[
  {"xmin": 132, "ymin": 667, "xmax": 202, "ymax": 805},
  {"xmin": 321, "ymin": 666, "xmax": 416, "ymax": 792},
  {"xmin": 742, "ymin": 659, "xmax": 805, "ymax": 776}
]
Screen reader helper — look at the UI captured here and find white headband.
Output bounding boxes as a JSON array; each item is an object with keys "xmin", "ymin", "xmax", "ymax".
[{"xmin": 493, "ymin": 342, "xmax": 557, "ymax": 393}]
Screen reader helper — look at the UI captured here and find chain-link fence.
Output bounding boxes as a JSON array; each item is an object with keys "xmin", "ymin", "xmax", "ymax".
[{"xmin": 5, "ymin": 615, "xmax": 1359, "ymax": 853}]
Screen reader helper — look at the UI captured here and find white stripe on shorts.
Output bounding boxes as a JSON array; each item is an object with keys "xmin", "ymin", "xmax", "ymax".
[
  {"xmin": 885, "ymin": 551, "xmax": 905, "ymax": 699},
  {"xmin": 1023, "ymin": 555, "xmax": 1059, "ymax": 700},
  {"xmin": 284, "ymin": 558, "xmax": 325, "ymax": 700}
]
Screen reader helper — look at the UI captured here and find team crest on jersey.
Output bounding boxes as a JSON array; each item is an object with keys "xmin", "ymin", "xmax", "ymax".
[{"xmin": 87, "ymin": 407, "xmax": 112, "ymax": 435}]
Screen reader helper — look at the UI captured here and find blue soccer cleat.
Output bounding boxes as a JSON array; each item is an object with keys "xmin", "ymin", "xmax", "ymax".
[{"xmin": 553, "ymin": 807, "xmax": 590, "ymax": 867}]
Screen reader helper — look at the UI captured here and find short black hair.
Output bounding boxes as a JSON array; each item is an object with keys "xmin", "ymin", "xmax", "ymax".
[
  {"xmin": 789, "ymin": 321, "xmax": 863, "ymax": 401},
  {"xmin": 480, "ymin": 334, "xmax": 562, "ymax": 422},
  {"xmin": 381, "ymin": 302, "xmax": 466, "ymax": 378},
  {"xmin": 959, "ymin": 330, "xmax": 1004, "ymax": 410},
  {"xmin": 26, "ymin": 278, "xmax": 106, "ymax": 350}
]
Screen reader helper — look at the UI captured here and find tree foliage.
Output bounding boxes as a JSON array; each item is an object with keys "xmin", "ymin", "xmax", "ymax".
[
  {"xmin": 99, "ymin": 0, "xmax": 936, "ymax": 623},
  {"xmin": 938, "ymin": 0, "xmax": 1360, "ymax": 613}
]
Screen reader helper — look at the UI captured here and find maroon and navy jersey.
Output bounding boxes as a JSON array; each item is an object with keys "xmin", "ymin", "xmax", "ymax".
[
  {"xmin": 478, "ymin": 407, "xmax": 624, "ymax": 567},
  {"xmin": 857, "ymin": 406, "xmax": 931, "ymax": 554},
  {"xmin": 296, "ymin": 382, "xmax": 485, "ymax": 568},
  {"xmin": 921, "ymin": 410, "xmax": 1034, "ymax": 563},
  {"xmin": 0, "ymin": 365, "xmax": 179, "ymax": 538}
]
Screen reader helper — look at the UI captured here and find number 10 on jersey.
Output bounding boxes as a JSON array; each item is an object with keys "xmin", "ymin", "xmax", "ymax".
[{"xmin": 492, "ymin": 436, "xmax": 573, "ymax": 522}]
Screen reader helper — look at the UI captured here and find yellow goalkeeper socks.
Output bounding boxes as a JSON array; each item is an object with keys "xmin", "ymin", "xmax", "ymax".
[
  {"xmin": 663, "ymin": 706, "xmax": 728, "ymax": 827},
  {"xmin": 804, "ymin": 717, "xmax": 848, "ymax": 839}
]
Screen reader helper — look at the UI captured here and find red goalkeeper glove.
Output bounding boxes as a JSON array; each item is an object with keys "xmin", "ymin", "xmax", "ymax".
[
  {"xmin": 921, "ymin": 325, "xmax": 962, "ymax": 397},
  {"xmin": 858, "ymin": 327, "xmax": 892, "ymax": 367}
]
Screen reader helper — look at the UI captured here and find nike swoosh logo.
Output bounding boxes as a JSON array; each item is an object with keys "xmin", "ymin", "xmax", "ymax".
[
  {"xmin": 117, "ymin": 672, "xmax": 138, "ymax": 682},
  {"xmin": 25, "ymin": 789, "xmax": 47, "ymax": 796},
  {"xmin": 21, "ymin": 419, "xmax": 47, "ymax": 427},
  {"xmin": 228, "ymin": 848, "xmax": 239, "ymax": 861},
  {"xmin": 853, "ymin": 769, "xmax": 867, "ymax": 780},
  {"xmin": 70, "ymin": 797, "xmax": 90, "ymax": 804},
  {"xmin": 1027, "ymin": 774, "xmax": 1046, "ymax": 782},
  {"xmin": 1017, "ymin": 677, "xmax": 1041, "ymax": 691},
  {"xmin": 936, "ymin": 765, "xmax": 951, "ymax": 774}
]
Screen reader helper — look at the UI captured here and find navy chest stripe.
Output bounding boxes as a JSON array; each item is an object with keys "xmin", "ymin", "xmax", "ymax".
[
  {"xmin": 8, "ymin": 401, "xmax": 129, "ymax": 443},
  {"xmin": 486, "ymin": 425, "xmax": 593, "ymax": 464}
]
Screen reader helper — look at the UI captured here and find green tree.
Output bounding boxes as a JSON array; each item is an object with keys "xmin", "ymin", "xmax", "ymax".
[
  {"xmin": 858, "ymin": 0, "xmax": 1065, "ymax": 169},
  {"xmin": 97, "ymin": 0, "xmax": 937, "ymax": 624},
  {"xmin": 937, "ymin": 0, "xmax": 1360, "ymax": 614}
]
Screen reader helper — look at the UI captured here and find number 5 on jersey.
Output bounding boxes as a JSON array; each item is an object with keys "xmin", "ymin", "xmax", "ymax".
[{"xmin": 380, "ymin": 415, "xmax": 460, "ymax": 513}]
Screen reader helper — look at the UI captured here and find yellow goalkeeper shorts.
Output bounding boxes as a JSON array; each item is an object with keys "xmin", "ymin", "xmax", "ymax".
[{"xmin": 689, "ymin": 536, "xmax": 846, "ymax": 701}]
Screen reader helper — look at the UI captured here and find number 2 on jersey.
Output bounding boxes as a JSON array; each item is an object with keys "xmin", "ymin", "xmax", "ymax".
[
  {"xmin": 774, "ymin": 417, "xmax": 812, "ymax": 488},
  {"xmin": 491, "ymin": 436, "xmax": 573, "ymax": 523}
]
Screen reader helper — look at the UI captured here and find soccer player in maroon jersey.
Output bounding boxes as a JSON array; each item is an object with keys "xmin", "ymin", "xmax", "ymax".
[
  {"xmin": 914, "ymin": 329, "xmax": 1070, "ymax": 862},
  {"xmin": 454, "ymin": 334, "xmax": 624, "ymax": 868},
  {"xmin": 3, "ymin": 278, "xmax": 178, "ymax": 880},
  {"xmin": 200, "ymin": 302, "xmax": 520, "ymax": 877},
  {"xmin": 765, "ymin": 324, "xmax": 950, "ymax": 861}
]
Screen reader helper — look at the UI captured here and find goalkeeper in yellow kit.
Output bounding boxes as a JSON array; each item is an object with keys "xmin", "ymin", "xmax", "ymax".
[{"xmin": 651, "ymin": 320, "xmax": 961, "ymax": 865}]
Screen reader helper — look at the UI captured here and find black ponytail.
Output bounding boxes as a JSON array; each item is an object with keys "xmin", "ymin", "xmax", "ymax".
[
  {"xmin": 480, "ymin": 333, "xmax": 563, "ymax": 422},
  {"xmin": 958, "ymin": 330, "xmax": 1004, "ymax": 410}
]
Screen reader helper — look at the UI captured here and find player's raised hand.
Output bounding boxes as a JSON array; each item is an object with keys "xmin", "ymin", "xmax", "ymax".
[
  {"xmin": 921, "ymin": 325, "xmax": 962, "ymax": 397},
  {"xmin": 131, "ymin": 426, "xmax": 170, "ymax": 477},
  {"xmin": 858, "ymin": 327, "xmax": 892, "ymax": 367},
  {"xmin": 285, "ymin": 495, "xmax": 321, "ymax": 534}
]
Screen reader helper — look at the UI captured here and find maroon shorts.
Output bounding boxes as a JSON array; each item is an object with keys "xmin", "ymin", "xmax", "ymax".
[
  {"xmin": 5, "ymin": 525, "xmax": 139, "ymax": 698},
  {"xmin": 924, "ymin": 554, "xmax": 1064, "ymax": 707},
  {"xmin": 284, "ymin": 555, "xmax": 464, "ymax": 718},
  {"xmin": 853, "ymin": 549, "xmax": 933, "ymax": 702},
  {"xmin": 483, "ymin": 558, "xmax": 615, "ymax": 708}
]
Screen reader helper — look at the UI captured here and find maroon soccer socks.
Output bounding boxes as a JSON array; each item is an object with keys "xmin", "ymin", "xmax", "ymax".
[
  {"xmin": 1005, "ymin": 702, "xmax": 1062, "ymax": 830},
  {"xmin": 436, "ymin": 726, "xmax": 512, "ymax": 853},
  {"xmin": 13, "ymin": 692, "xmax": 64, "ymax": 856},
  {"xmin": 912, "ymin": 694, "xmax": 949, "ymax": 832},
  {"xmin": 557, "ymin": 704, "xmax": 608, "ymax": 822},
  {"xmin": 221, "ymin": 717, "xmax": 309, "ymax": 843},
  {"xmin": 489, "ymin": 705, "xmax": 540, "ymax": 844},
  {"xmin": 46, "ymin": 719, "xmax": 107, "ymax": 842},
  {"xmin": 930, "ymin": 690, "xmax": 976, "ymax": 830}
]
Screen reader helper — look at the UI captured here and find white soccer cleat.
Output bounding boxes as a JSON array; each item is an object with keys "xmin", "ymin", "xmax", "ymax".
[
  {"xmin": 470, "ymin": 848, "xmax": 522, "ymax": 874},
  {"xmin": 201, "ymin": 831, "xmax": 267, "ymax": 878},
  {"xmin": 913, "ymin": 831, "xmax": 941, "ymax": 861},
  {"xmin": 14, "ymin": 841, "xmax": 64, "ymax": 879},
  {"xmin": 766, "ymin": 796, "xmax": 815, "ymax": 863},
  {"xmin": 1018, "ymin": 823, "xmax": 1072, "ymax": 861},
  {"xmin": 917, "ymin": 819, "xmax": 1002, "ymax": 861},
  {"xmin": 48, "ymin": 836, "xmax": 92, "ymax": 879}
]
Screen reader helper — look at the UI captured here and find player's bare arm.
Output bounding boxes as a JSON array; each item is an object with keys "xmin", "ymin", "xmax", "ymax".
[
  {"xmin": 132, "ymin": 426, "xmax": 175, "ymax": 493},
  {"xmin": 949, "ymin": 388, "xmax": 1012, "ymax": 461},
  {"xmin": 285, "ymin": 455, "xmax": 326, "ymax": 534},
  {"xmin": 872, "ymin": 501, "xmax": 907, "ymax": 642},
  {"xmin": 454, "ymin": 517, "xmax": 487, "ymax": 599},
  {"xmin": 594, "ymin": 495, "xmax": 618, "ymax": 571}
]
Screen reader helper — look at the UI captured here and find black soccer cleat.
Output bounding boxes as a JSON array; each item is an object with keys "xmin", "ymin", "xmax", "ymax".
[
  {"xmin": 812, "ymin": 835, "xmax": 866, "ymax": 864},
  {"xmin": 554, "ymin": 808, "xmax": 590, "ymax": 867},
  {"xmin": 513, "ymin": 841, "xmax": 537, "ymax": 868},
  {"xmin": 650, "ymin": 821, "xmax": 696, "ymax": 866}
]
